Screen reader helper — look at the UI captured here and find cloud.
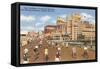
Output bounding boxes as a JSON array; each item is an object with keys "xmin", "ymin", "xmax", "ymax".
[
  {"xmin": 40, "ymin": 15, "xmax": 51, "ymax": 22},
  {"xmin": 60, "ymin": 14, "xmax": 67, "ymax": 18},
  {"xmin": 81, "ymin": 13, "xmax": 93, "ymax": 18},
  {"xmin": 21, "ymin": 26, "xmax": 34, "ymax": 31},
  {"xmin": 38, "ymin": 27, "xmax": 44, "ymax": 31},
  {"xmin": 34, "ymin": 25, "xmax": 44, "ymax": 32},
  {"xmin": 46, "ymin": 20, "xmax": 56, "ymax": 25},
  {"xmin": 21, "ymin": 15, "xmax": 35, "ymax": 22},
  {"xmin": 52, "ymin": 20, "xmax": 56, "ymax": 24},
  {"xmin": 80, "ymin": 13, "xmax": 95, "ymax": 23},
  {"xmin": 35, "ymin": 22, "xmax": 44, "ymax": 27}
]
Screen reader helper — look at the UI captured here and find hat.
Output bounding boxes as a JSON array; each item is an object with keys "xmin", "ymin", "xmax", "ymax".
[{"xmin": 24, "ymin": 48, "xmax": 28, "ymax": 53}]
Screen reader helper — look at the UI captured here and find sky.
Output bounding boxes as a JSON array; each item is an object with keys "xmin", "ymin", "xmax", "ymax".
[{"xmin": 20, "ymin": 5, "xmax": 95, "ymax": 32}]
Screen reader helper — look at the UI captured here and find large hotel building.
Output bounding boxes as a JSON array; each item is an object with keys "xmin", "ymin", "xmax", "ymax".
[{"xmin": 44, "ymin": 13, "xmax": 95, "ymax": 41}]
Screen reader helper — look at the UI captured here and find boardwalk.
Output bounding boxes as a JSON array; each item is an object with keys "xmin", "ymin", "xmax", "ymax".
[{"xmin": 20, "ymin": 38, "xmax": 95, "ymax": 64}]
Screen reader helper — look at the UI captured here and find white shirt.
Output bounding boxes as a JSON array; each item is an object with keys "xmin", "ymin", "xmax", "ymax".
[
  {"xmin": 24, "ymin": 48, "xmax": 28, "ymax": 53},
  {"xmin": 55, "ymin": 57, "xmax": 60, "ymax": 61},
  {"xmin": 84, "ymin": 47, "xmax": 88, "ymax": 50},
  {"xmin": 35, "ymin": 46, "xmax": 38, "ymax": 48},
  {"xmin": 72, "ymin": 47, "xmax": 76, "ymax": 53},
  {"xmin": 58, "ymin": 47, "xmax": 61, "ymax": 51},
  {"xmin": 45, "ymin": 48, "xmax": 48, "ymax": 55}
]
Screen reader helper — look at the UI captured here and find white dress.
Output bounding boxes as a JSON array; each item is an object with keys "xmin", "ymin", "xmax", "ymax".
[{"xmin": 55, "ymin": 57, "xmax": 60, "ymax": 61}]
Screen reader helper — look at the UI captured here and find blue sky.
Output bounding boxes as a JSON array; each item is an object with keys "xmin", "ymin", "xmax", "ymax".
[{"xmin": 20, "ymin": 5, "xmax": 95, "ymax": 32}]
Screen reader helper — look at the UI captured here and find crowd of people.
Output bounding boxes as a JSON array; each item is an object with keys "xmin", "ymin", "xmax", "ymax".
[
  {"xmin": 22, "ymin": 41, "xmax": 89, "ymax": 64},
  {"xmin": 21, "ymin": 36, "xmax": 89, "ymax": 64}
]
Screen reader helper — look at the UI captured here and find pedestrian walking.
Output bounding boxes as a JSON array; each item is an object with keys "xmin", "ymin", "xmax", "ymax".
[
  {"xmin": 72, "ymin": 47, "xmax": 77, "ymax": 58},
  {"xmin": 44, "ymin": 47, "xmax": 49, "ymax": 61},
  {"xmin": 83, "ymin": 46, "xmax": 88, "ymax": 58},
  {"xmin": 23, "ymin": 48, "xmax": 29, "ymax": 64},
  {"xmin": 33, "ymin": 46, "xmax": 39, "ymax": 61},
  {"xmin": 57, "ymin": 47, "xmax": 61, "ymax": 53},
  {"xmin": 39, "ymin": 40, "xmax": 42, "ymax": 48},
  {"xmin": 55, "ymin": 52, "xmax": 60, "ymax": 61},
  {"xmin": 33, "ymin": 46, "xmax": 39, "ymax": 52}
]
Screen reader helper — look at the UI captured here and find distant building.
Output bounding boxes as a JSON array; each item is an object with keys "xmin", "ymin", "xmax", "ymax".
[
  {"xmin": 44, "ymin": 13, "xmax": 95, "ymax": 41},
  {"xmin": 44, "ymin": 25, "xmax": 57, "ymax": 34}
]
